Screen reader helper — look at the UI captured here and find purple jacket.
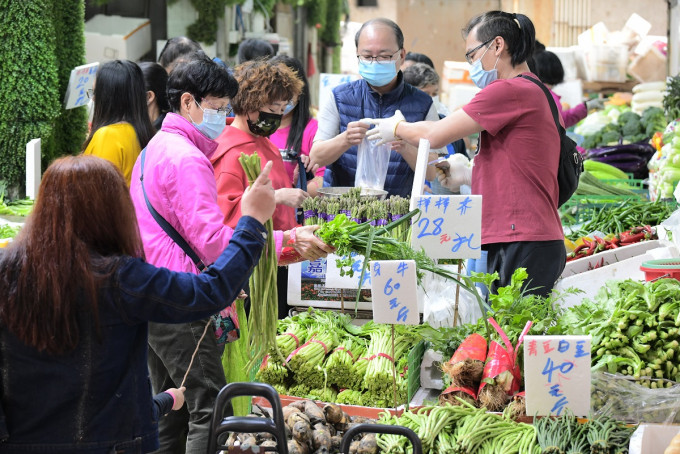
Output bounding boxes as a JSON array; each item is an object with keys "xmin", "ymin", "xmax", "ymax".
[
  {"xmin": 550, "ymin": 90, "xmax": 587, "ymax": 129},
  {"xmin": 130, "ymin": 113, "xmax": 282, "ymax": 272}
]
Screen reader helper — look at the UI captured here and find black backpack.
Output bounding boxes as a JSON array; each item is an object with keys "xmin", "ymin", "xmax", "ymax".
[{"xmin": 520, "ymin": 75, "xmax": 583, "ymax": 207}]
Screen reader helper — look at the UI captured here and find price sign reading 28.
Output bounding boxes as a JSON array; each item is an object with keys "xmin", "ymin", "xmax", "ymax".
[
  {"xmin": 410, "ymin": 195, "xmax": 482, "ymax": 259},
  {"xmin": 369, "ymin": 260, "xmax": 418, "ymax": 325}
]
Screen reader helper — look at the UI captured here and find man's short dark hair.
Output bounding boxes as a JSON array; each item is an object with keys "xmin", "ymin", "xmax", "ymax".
[{"xmin": 354, "ymin": 18, "xmax": 404, "ymax": 49}]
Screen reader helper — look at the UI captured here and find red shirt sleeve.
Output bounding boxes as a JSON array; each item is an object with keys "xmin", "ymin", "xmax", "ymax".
[{"xmin": 462, "ymin": 79, "xmax": 521, "ymax": 136}]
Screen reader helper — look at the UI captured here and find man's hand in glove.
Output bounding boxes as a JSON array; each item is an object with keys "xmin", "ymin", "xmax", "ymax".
[
  {"xmin": 364, "ymin": 110, "xmax": 406, "ymax": 146},
  {"xmin": 436, "ymin": 155, "xmax": 472, "ymax": 192},
  {"xmin": 585, "ymin": 98, "xmax": 605, "ymax": 111}
]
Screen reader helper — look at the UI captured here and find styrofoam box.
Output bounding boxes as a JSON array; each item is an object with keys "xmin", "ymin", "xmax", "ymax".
[
  {"xmin": 581, "ymin": 44, "xmax": 629, "ymax": 83},
  {"xmin": 547, "ymin": 47, "xmax": 580, "ymax": 81},
  {"xmin": 555, "ymin": 244, "xmax": 679, "ymax": 310},
  {"xmin": 85, "ymin": 15, "xmax": 151, "ymax": 63},
  {"xmin": 628, "ymin": 424, "xmax": 680, "ymax": 454},
  {"xmin": 561, "ymin": 239, "xmax": 664, "ymax": 277}
]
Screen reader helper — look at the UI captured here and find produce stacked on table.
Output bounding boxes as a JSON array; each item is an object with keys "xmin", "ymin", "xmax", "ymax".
[
  {"xmin": 648, "ymin": 120, "xmax": 680, "ymax": 200},
  {"xmin": 566, "ymin": 225, "xmax": 658, "ymax": 263},
  {"xmin": 557, "ymin": 278, "xmax": 680, "ymax": 385},
  {"xmin": 576, "ymin": 105, "xmax": 665, "ymax": 151},
  {"xmin": 255, "ymin": 309, "xmax": 424, "ymax": 408},
  {"xmin": 224, "ymin": 399, "xmax": 378, "ymax": 454},
  {"xmin": 631, "ymin": 81, "xmax": 666, "ymax": 115},
  {"xmin": 377, "ymin": 402, "xmax": 539, "ymax": 454},
  {"xmin": 0, "ymin": 197, "xmax": 33, "ymax": 217},
  {"xmin": 0, "ymin": 224, "xmax": 21, "ymax": 240}
]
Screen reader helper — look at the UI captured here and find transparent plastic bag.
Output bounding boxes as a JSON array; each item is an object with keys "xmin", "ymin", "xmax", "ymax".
[
  {"xmin": 422, "ymin": 274, "xmax": 483, "ymax": 328},
  {"xmin": 354, "ymin": 137, "xmax": 390, "ymax": 190},
  {"xmin": 591, "ymin": 372, "xmax": 680, "ymax": 424}
]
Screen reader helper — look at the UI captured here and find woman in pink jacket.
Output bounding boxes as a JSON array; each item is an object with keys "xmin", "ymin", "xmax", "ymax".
[{"xmin": 129, "ymin": 54, "xmax": 331, "ymax": 454}]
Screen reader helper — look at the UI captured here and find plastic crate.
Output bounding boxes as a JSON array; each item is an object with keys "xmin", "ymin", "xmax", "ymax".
[
  {"xmin": 560, "ymin": 194, "xmax": 646, "ymax": 225},
  {"xmin": 640, "ymin": 258, "xmax": 680, "ymax": 281}
]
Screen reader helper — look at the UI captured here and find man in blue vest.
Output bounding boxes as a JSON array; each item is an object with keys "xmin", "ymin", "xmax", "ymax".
[{"xmin": 310, "ymin": 18, "xmax": 443, "ymax": 197}]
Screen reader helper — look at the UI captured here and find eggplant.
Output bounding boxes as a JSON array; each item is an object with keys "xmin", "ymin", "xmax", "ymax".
[{"xmin": 585, "ymin": 141, "xmax": 655, "ymax": 160}]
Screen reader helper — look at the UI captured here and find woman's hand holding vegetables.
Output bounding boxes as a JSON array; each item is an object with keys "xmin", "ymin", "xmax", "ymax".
[
  {"xmin": 290, "ymin": 225, "xmax": 335, "ymax": 261},
  {"xmin": 437, "ymin": 155, "xmax": 472, "ymax": 192},
  {"xmin": 276, "ymin": 187, "xmax": 310, "ymax": 208},
  {"xmin": 364, "ymin": 109, "xmax": 406, "ymax": 146},
  {"xmin": 241, "ymin": 161, "xmax": 276, "ymax": 225}
]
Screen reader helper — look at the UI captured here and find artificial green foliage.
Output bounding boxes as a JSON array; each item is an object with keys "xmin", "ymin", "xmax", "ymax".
[
  {"xmin": 49, "ymin": 0, "xmax": 88, "ymax": 163},
  {"xmin": 0, "ymin": 0, "xmax": 60, "ymax": 193},
  {"xmin": 186, "ymin": 0, "xmax": 235, "ymax": 44},
  {"xmin": 319, "ymin": 0, "xmax": 342, "ymax": 46}
]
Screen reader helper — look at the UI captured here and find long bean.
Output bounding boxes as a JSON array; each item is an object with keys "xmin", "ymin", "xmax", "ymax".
[{"xmin": 239, "ymin": 153, "xmax": 278, "ymax": 372}]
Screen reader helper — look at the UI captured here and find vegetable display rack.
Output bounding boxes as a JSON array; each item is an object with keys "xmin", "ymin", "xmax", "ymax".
[
  {"xmin": 640, "ymin": 259, "xmax": 680, "ymax": 281},
  {"xmin": 560, "ymin": 179, "xmax": 646, "ymax": 225}
]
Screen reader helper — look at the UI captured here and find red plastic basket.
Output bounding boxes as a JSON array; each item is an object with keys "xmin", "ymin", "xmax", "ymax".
[{"xmin": 640, "ymin": 259, "xmax": 680, "ymax": 281}]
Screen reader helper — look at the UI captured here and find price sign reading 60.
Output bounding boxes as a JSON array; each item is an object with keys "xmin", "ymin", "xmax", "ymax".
[
  {"xmin": 410, "ymin": 195, "xmax": 482, "ymax": 259},
  {"xmin": 369, "ymin": 260, "xmax": 418, "ymax": 325}
]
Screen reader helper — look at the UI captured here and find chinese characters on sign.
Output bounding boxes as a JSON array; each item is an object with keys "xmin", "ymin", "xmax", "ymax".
[
  {"xmin": 370, "ymin": 260, "xmax": 418, "ymax": 325},
  {"xmin": 64, "ymin": 62, "xmax": 99, "ymax": 109},
  {"xmin": 523, "ymin": 335, "xmax": 591, "ymax": 417},
  {"xmin": 411, "ymin": 195, "xmax": 482, "ymax": 259}
]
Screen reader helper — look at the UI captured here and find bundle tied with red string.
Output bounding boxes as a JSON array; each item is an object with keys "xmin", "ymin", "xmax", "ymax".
[
  {"xmin": 285, "ymin": 331, "xmax": 337, "ymax": 389},
  {"xmin": 440, "ymin": 333, "xmax": 487, "ymax": 405},
  {"xmin": 324, "ymin": 338, "xmax": 365, "ymax": 389},
  {"xmin": 477, "ymin": 318, "xmax": 532, "ymax": 411}
]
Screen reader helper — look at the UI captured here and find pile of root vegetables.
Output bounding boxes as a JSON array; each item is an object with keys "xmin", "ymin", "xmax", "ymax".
[{"xmin": 227, "ymin": 399, "xmax": 378, "ymax": 454}]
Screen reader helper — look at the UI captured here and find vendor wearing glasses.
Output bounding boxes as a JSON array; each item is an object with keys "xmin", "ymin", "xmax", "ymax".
[
  {"xmin": 361, "ymin": 11, "xmax": 566, "ymax": 298},
  {"xmin": 309, "ymin": 17, "xmax": 442, "ymax": 197}
]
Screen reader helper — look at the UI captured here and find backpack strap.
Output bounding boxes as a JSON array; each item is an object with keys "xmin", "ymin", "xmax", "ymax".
[
  {"xmin": 139, "ymin": 148, "xmax": 207, "ymax": 272},
  {"xmin": 519, "ymin": 74, "xmax": 567, "ymax": 138}
]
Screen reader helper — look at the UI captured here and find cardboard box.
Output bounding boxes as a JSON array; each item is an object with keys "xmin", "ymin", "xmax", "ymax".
[
  {"xmin": 629, "ymin": 424, "xmax": 680, "ymax": 454},
  {"xmin": 85, "ymin": 14, "xmax": 151, "ymax": 63},
  {"xmin": 628, "ymin": 46, "xmax": 667, "ymax": 83}
]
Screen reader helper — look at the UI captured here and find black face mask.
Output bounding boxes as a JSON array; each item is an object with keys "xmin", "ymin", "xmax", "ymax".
[{"xmin": 247, "ymin": 111, "xmax": 282, "ymax": 137}]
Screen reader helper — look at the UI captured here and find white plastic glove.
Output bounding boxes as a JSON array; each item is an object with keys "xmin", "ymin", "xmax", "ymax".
[
  {"xmin": 364, "ymin": 110, "xmax": 406, "ymax": 146},
  {"xmin": 585, "ymin": 98, "xmax": 605, "ymax": 111},
  {"xmin": 436, "ymin": 154, "xmax": 472, "ymax": 192}
]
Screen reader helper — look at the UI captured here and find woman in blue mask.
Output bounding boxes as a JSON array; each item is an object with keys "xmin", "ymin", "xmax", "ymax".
[{"xmin": 364, "ymin": 11, "xmax": 566, "ymax": 299}]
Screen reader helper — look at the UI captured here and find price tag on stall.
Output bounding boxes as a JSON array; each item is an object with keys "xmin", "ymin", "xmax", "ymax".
[
  {"xmin": 325, "ymin": 253, "xmax": 371, "ymax": 289},
  {"xmin": 63, "ymin": 62, "xmax": 98, "ymax": 109},
  {"xmin": 411, "ymin": 195, "xmax": 482, "ymax": 259},
  {"xmin": 369, "ymin": 260, "xmax": 418, "ymax": 325},
  {"xmin": 523, "ymin": 335, "xmax": 591, "ymax": 417}
]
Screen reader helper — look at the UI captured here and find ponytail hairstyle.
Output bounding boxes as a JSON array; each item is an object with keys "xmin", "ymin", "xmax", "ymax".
[{"xmin": 462, "ymin": 11, "xmax": 535, "ymax": 67}]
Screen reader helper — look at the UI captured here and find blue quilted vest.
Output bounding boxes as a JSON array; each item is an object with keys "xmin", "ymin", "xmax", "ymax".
[{"xmin": 324, "ymin": 72, "xmax": 433, "ymax": 197}]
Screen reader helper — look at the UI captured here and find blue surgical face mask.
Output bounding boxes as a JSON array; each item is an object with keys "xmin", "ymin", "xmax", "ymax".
[
  {"xmin": 283, "ymin": 101, "xmax": 297, "ymax": 116},
  {"xmin": 469, "ymin": 44, "xmax": 499, "ymax": 89},
  {"xmin": 358, "ymin": 60, "xmax": 398, "ymax": 87},
  {"xmin": 190, "ymin": 97, "xmax": 227, "ymax": 140}
]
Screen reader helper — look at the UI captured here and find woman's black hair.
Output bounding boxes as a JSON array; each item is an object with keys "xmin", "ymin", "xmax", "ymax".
[
  {"xmin": 166, "ymin": 54, "xmax": 239, "ymax": 113},
  {"xmin": 462, "ymin": 11, "xmax": 535, "ymax": 66},
  {"xmin": 405, "ymin": 52, "xmax": 434, "ymax": 69},
  {"xmin": 237, "ymin": 38, "xmax": 275, "ymax": 64},
  {"xmin": 355, "ymin": 18, "xmax": 404, "ymax": 50},
  {"xmin": 138, "ymin": 62, "xmax": 170, "ymax": 115},
  {"xmin": 158, "ymin": 36, "xmax": 202, "ymax": 71},
  {"xmin": 528, "ymin": 50, "xmax": 564, "ymax": 86},
  {"xmin": 83, "ymin": 60, "xmax": 155, "ymax": 151},
  {"xmin": 269, "ymin": 55, "xmax": 311, "ymax": 154}
]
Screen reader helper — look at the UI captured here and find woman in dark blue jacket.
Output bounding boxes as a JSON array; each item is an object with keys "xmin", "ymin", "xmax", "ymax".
[{"xmin": 0, "ymin": 155, "xmax": 276, "ymax": 453}]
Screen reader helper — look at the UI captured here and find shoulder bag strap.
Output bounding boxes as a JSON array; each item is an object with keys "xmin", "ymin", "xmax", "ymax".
[
  {"xmin": 139, "ymin": 148, "xmax": 207, "ymax": 272},
  {"xmin": 519, "ymin": 74, "xmax": 566, "ymax": 138}
]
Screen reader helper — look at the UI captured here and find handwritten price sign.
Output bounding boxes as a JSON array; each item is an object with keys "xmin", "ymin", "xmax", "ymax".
[
  {"xmin": 370, "ymin": 260, "xmax": 418, "ymax": 325},
  {"xmin": 410, "ymin": 195, "xmax": 481, "ymax": 259},
  {"xmin": 523, "ymin": 335, "xmax": 591, "ymax": 417},
  {"xmin": 64, "ymin": 62, "xmax": 98, "ymax": 109},
  {"xmin": 325, "ymin": 253, "xmax": 371, "ymax": 289}
]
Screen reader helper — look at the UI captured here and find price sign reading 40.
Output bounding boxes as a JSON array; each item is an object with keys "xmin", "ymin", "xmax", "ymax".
[
  {"xmin": 369, "ymin": 260, "xmax": 418, "ymax": 325},
  {"xmin": 410, "ymin": 195, "xmax": 482, "ymax": 259}
]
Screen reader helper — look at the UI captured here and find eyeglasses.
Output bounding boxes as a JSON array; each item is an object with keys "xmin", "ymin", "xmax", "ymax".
[
  {"xmin": 357, "ymin": 49, "xmax": 401, "ymax": 64},
  {"xmin": 194, "ymin": 97, "xmax": 232, "ymax": 116},
  {"xmin": 86, "ymin": 88, "xmax": 94, "ymax": 99},
  {"xmin": 465, "ymin": 38, "xmax": 494, "ymax": 65}
]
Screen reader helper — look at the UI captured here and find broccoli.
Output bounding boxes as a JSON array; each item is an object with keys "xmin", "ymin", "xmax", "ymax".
[
  {"xmin": 618, "ymin": 111, "xmax": 642, "ymax": 126},
  {"xmin": 621, "ymin": 118, "xmax": 643, "ymax": 137},
  {"xmin": 601, "ymin": 130, "xmax": 621, "ymax": 145},
  {"xmin": 641, "ymin": 106, "xmax": 665, "ymax": 124},
  {"xmin": 582, "ymin": 133, "xmax": 602, "ymax": 150}
]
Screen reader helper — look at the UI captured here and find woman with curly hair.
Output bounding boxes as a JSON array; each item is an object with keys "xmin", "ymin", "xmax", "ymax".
[{"xmin": 213, "ymin": 59, "xmax": 323, "ymax": 318}]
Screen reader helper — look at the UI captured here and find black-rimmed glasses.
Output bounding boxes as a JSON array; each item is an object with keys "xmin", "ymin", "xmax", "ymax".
[
  {"xmin": 465, "ymin": 38, "xmax": 493, "ymax": 65},
  {"xmin": 357, "ymin": 49, "xmax": 401, "ymax": 64}
]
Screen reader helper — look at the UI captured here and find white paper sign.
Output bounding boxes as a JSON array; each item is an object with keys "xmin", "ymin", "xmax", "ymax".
[
  {"xmin": 64, "ymin": 62, "xmax": 98, "ymax": 109},
  {"xmin": 409, "ymin": 139, "xmax": 431, "ymax": 211},
  {"xmin": 325, "ymin": 253, "xmax": 371, "ymax": 289},
  {"xmin": 523, "ymin": 335, "xmax": 592, "ymax": 417},
  {"xmin": 370, "ymin": 260, "xmax": 418, "ymax": 325},
  {"xmin": 410, "ymin": 195, "xmax": 482, "ymax": 259},
  {"xmin": 319, "ymin": 73, "xmax": 359, "ymax": 114}
]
